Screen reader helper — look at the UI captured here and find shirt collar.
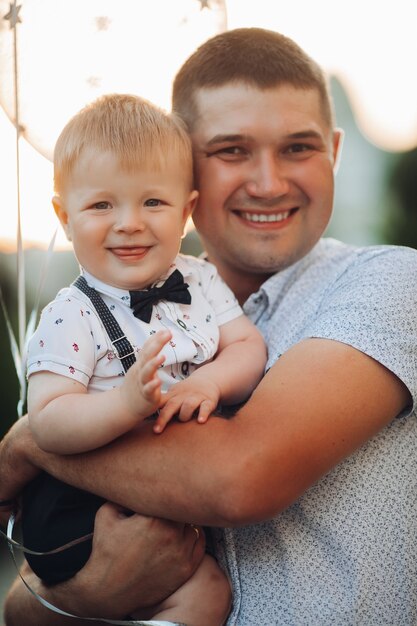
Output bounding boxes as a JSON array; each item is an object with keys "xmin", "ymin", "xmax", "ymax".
[{"xmin": 80, "ymin": 269, "xmax": 131, "ymax": 304}]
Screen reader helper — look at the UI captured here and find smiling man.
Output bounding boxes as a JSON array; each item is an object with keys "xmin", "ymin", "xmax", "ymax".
[
  {"xmin": 2, "ymin": 28, "xmax": 417, "ymax": 626},
  {"xmin": 188, "ymin": 84, "xmax": 340, "ymax": 303}
]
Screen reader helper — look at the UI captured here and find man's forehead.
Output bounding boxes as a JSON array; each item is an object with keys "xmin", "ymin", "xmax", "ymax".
[{"xmin": 192, "ymin": 83, "xmax": 329, "ymax": 141}]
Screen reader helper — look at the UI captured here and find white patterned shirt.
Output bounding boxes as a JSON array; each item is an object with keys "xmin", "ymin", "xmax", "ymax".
[
  {"xmin": 27, "ymin": 254, "xmax": 243, "ymax": 392},
  {"xmin": 214, "ymin": 238, "xmax": 417, "ymax": 626}
]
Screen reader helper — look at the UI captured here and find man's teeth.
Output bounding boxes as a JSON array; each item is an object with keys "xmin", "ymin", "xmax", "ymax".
[{"xmin": 241, "ymin": 211, "xmax": 291, "ymax": 223}]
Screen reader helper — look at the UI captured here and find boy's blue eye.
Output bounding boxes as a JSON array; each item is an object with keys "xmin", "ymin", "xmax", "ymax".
[
  {"xmin": 145, "ymin": 198, "xmax": 161, "ymax": 207},
  {"xmin": 93, "ymin": 201, "xmax": 111, "ymax": 210}
]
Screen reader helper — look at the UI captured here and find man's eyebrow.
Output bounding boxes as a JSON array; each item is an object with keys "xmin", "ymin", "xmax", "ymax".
[
  {"xmin": 286, "ymin": 130, "xmax": 324, "ymax": 140},
  {"xmin": 205, "ymin": 130, "xmax": 325, "ymax": 146},
  {"xmin": 206, "ymin": 134, "xmax": 249, "ymax": 146}
]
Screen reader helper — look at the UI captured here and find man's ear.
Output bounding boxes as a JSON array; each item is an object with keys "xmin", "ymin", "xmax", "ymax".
[
  {"xmin": 182, "ymin": 189, "xmax": 199, "ymax": 224},
  {"xmin": 52, "ymin": 195, "xmax": 72, "ymax": 241},
  {"xmin": 332, "ymin": 128, "xmax": 344, "ymax": 175}
]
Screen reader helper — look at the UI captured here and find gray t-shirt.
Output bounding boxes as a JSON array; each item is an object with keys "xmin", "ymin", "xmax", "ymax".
[{"xmin": 215, "ymin": 238, "xmax": 417, "ymax": 626}]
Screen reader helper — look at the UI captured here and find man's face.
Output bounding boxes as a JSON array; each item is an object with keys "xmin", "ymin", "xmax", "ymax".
[{"xmin": 190, "ymin": 83, "xmax": 341, "ymax": 294}]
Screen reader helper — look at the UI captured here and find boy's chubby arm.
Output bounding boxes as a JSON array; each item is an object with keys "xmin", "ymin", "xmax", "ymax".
[
  {"xmin": 0, "ymin": 338, "xmax": 411, "ymax": 527},
  {"xmin": 27, "ymin": 330, "xmax": 171, "ymax": 455},
  {"xmin": 199, "ymin": 314, "xmax": 267, "ymax": 402},
  {"xmin": 156, "ymin": 315, "xmax": 267, "ymax": 431}
]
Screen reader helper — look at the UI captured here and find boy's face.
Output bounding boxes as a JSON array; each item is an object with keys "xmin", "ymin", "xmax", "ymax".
[
  {"xmin": 189, "ymin": 83, "xmax": 341, "ymax": 294},
  {"xmin": 53, "ymin": 149, "xmax": 197, "ymax": 290}
]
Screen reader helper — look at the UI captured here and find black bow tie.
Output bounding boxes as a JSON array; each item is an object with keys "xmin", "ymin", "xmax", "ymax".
[{"xmin": 129, "ymin": 269, "xmax": 192, "ymax": 323}]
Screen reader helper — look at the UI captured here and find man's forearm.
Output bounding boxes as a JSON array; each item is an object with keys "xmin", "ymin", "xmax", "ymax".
[
  {"xmin": 15, "ymin": 413, "xmax": 238, "ymax": 526},
  {"xmin": 4, "ymin": 567, "xmax": 107, "ymax": 626},
  {"xmin": 9, "ymin": 339, "xmax": 410, "ymax": 527}
]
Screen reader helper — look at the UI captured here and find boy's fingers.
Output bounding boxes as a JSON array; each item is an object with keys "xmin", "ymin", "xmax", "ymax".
[
  {"xmin": 197, "ymin": 400, "xmax": 215, "ymax": 423},
  {"xmin": 143, "ymin": 378, "xmax": 161, "ymax": 399},
  {"xmin": 140, "ymin": 354, "xmax": 165, "ymax": 384},
  {"xmin": 141, "ymin": 330, "xmax": 172, "ymax": 359},
  {"xmin": 153, "ymin": 397, "xmax": 184, "ymax": 433}
]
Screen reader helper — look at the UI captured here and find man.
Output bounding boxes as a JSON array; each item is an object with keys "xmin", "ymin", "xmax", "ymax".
[{"xmin": 2, "ymin": 28, "xmax": 417, "ymax": 625}]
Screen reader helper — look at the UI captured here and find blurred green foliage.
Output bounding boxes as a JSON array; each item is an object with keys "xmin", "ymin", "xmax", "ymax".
[{"xmin": 381, "ymin": 148, "xmax": 417, "ymax": 249}]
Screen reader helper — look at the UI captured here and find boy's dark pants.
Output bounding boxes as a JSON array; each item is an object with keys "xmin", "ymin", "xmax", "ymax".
[{"xmin": 21, "ymin": 473, "xmax": 105, "ymax": 584}]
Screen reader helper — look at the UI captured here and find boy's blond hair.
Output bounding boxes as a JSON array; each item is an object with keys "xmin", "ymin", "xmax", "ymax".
[{"xmin": 54, "ymin": 93, "xmax": 193, "ymax": 194}]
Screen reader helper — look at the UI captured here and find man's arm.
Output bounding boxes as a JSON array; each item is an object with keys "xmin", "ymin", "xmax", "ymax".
[
  {"xmin": 2, "ymin": 338, "xmax": 411, "ymax": 526},
  {"xmin": 4, "ymin": 503, "xmax": 205, "ymax": 626}
]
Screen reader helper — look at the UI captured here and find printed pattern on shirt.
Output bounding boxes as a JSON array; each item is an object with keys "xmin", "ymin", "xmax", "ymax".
[
  {"xmin": 27, "ymin": 254, "xmax": 242, "ymax": 393},
  {"xmin": 220, "ymin": 238, "xmax": 417, "ymax": 625}
]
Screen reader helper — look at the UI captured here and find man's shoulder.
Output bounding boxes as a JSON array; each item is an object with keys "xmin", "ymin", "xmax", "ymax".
[
  {"xmin": 334, "ymin": 243, "xmax": 417, "ymax": 291},
  {"xmin": 303, "ymin": 239, "xmax": 417, "ymax": 286},
  {"xmin": 352, "ymin": 242, "xmax": 417, "ymax": 263},
  {"xmin": 307, "ymin": 238, "xmax": 417, "ymax": 268}
]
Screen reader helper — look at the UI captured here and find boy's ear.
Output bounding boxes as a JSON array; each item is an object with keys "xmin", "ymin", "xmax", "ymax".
[
  {"xmin": 52, "ymin": 195, "xmax": 72, "ymax": 241},
  {"xmin": 182, "ymin": 190, "xmax": 199, "ymax": 223}
]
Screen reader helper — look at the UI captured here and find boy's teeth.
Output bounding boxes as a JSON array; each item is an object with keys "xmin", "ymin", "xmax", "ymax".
[{"xmin": 242, "ymin": 211, "xmax": 290, "ymax": 223}]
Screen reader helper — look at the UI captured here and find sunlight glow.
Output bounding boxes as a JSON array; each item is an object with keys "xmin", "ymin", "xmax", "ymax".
[
  {"xmin": 1, "ymin": 0, "xmax": 416, "ymax": 249},
  {"xmin": 226, "ymin": 0, "xmax": 417, "ymax": 152}
]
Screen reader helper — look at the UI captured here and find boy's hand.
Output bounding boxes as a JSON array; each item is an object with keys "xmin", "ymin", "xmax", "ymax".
[
  {"xmin": 154, "ymin": 377, "xmax": 220, "ymax": 433},
  {"xmin": 120, "ymin": 330, "xmax": 171, "ymax": 423}
]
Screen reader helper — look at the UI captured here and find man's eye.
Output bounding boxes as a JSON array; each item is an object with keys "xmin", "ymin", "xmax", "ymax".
[
  {"xmin": 223, "ymin": 146, "xmax": 242, "ymax": 154},
  {"xmin": 286, "ymin": 144, "xmax": 311, "ymax": 154},
  {"xmin": 208, "ymin": 146, "xmax": 247, "ymax": 159},
  {"xmin": 145, "ymin": 198, "xmax": 162, "ymax": 207},
  {"xmin": 219, "ymin": 146, "xmax": 245, "ymax": 155},
  {"xmin": 92, "ymin": 201, "xmax": 111, "ymax": 210}
]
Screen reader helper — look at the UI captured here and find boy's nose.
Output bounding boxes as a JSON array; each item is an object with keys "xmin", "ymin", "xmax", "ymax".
[{"xmin": 114, "ymin": 207, "xmax": 145, "ymax": 233}]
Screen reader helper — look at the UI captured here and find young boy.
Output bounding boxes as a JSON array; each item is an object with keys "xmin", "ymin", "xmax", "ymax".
[{"xmin": 23, "ymin": 93, "xmax": 267, "ymax": 626}]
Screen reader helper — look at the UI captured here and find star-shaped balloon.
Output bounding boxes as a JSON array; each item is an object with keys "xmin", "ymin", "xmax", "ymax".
[{"xmin": 3, "ymin": 1, "xmax": 21, "ymax": 28}]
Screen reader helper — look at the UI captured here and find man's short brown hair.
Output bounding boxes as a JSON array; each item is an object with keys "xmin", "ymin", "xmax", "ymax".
[{"xmin": 172, "ymin": 27, "xmax": 334, "ymax": 130}]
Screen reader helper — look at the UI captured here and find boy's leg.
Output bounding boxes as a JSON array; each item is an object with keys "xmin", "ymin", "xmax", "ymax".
[
  {"xmin": 21, "ymin": 472, "xmax": 104, "ymax": 584},
  {"xmin": 132, "ymin": 554, "xmax": 231, "ymax": 626}
]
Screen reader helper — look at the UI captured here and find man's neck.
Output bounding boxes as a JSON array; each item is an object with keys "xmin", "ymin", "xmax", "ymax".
[{"xmin": 208, "ymin": 260, "xmax": 269, "ymax": 306}]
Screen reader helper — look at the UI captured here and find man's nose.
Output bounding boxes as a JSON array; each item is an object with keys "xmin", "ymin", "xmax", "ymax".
[
  {"xmin": 245, "ymin": 153, "xmax": 290, "ymax": 199},
  {"xmin": 114, "ymin": 206, "xmax": 145, "ymax": 233}
]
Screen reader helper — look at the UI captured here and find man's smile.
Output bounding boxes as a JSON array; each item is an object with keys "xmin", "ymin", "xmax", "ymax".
[{"xmin": 233, "ymin": 208, "xmax": 299, "ymax": 227}]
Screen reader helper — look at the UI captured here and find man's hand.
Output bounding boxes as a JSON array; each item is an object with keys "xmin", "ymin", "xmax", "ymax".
[
  {"xmin": 4, "ymin": 502, "xmax": 205, "ymax": 625},
  {"xmin": 73, "ymin": 503, "xmax": 205, "ymax": 618},
  {"xmin": 0, "ymin": 416, "xmax": 39, "ymax": 527},
  {"xmin": 155, "ymin": 377, "xmax": 220, "ymax": 433}
]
